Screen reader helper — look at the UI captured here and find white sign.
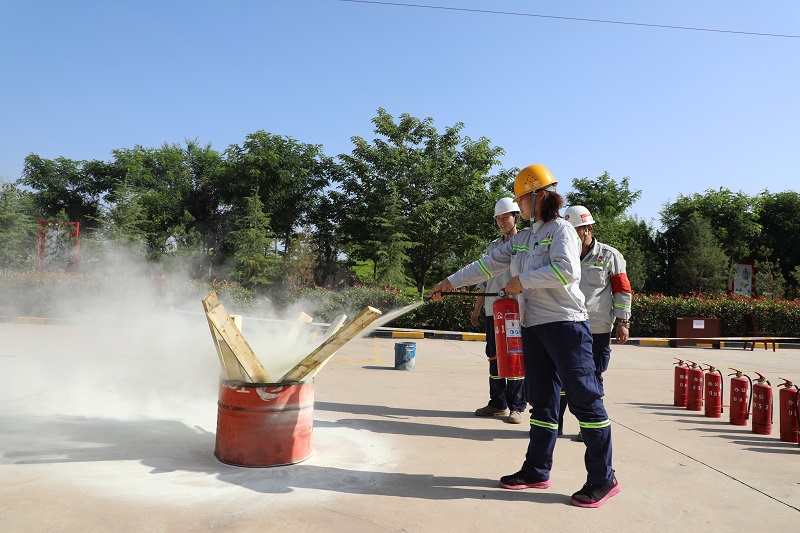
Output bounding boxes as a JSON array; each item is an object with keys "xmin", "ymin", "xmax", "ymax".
[
  {"xmin": 732, "ymin": 263, "xmax": 753, "ymax": 297},
  {"xmin": 693, "ymin": 320, "xmax": 705, "ymax": 329}
]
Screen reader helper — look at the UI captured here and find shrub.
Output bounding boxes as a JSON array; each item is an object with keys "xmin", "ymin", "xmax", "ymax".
[
  {"xmin": 5, "ymin": 271, "xmax": 797, "ymax": 343},
  {"xmin": 631, "ymin": 293, "xmax": 800, "ymax": 338}
]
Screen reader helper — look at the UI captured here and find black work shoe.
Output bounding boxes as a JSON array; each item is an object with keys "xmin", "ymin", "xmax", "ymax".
[
  {"xmin": 570, "ymin": 477, "xmax": 620, "ymax": 508},
  {"xmin": 499, "ymin": 470, "xmax": 551, "ymax": 490},
  {"xmin": 474, "ymin": 404, "xmax": 509, "ymax": 417}
]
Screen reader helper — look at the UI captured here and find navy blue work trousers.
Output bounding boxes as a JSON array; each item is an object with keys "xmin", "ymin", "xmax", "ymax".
[
  {"xmin": 521, "ymin": 320, "xmax": 614, "ymax": 485},
  {"xmin": 485, "ymin": 316, "xmax": 526, "ymax": 412},
  {"xmin": 559, "ymin": 331, "xmax": 613, "ymax": 427},
  {"xmin": 592, "ymin": 332, "xmax": 612, "ymax": 393}
]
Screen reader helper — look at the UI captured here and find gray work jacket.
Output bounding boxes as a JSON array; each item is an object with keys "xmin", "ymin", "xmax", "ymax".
[{"xmin": 449, "ymin": 218, "xmax": 587, "ymax": 327}]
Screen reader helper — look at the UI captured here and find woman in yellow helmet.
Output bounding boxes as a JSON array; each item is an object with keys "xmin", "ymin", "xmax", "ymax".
[{"xmin": 429, "ymin": 164, "xmax": 619, "ymax": 508}]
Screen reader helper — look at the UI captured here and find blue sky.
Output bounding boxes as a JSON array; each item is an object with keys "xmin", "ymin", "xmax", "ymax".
[{"xmin": 1, "ymin": 1, "xmax": 798, "ymax": 227}]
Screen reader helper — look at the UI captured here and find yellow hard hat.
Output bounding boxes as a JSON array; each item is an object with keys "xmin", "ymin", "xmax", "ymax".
[{"xmin": 513, "ymin": 165, "xmax": 557, "ymax": 201}]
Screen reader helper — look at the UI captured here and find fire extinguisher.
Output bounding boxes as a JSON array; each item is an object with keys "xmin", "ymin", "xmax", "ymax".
[
  {"xmin": 686, "ymin": 361, "xmax": 704, "ymax": 411},
  {"xmin": 728, "ymin": 368, "xmax": 752, "ymax": 426},
  {"xmin": 703, "ymin": 364, "xmax": 723, "ymax": 418},
  {"xmin": 777, "ymin": 378, "xmax": 799, "ymax": 443},
  {"xmin": 673, "ymin": 359, "xmax": 689, "ymax": 407},
  {"xmin": 492, "ymin": 295, "xmax": 524, "ymax": 378},
  {"xmin": 751, "ymin": 372, "xmax": 773, "ymax": 435}
]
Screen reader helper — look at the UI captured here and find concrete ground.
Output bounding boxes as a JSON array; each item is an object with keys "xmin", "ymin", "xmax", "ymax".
[{"xmin": 1, "ymin": 318, "xmax": 799, "ymax": 532}]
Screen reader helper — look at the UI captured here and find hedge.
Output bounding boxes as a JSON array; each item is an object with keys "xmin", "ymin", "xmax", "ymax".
[
  {"xmin": 632, "ymin": 294, "xmax": 800, "ymax": 338},
  {"xmin": 2, "ymin": 273, "xmax": 798, "ymax": 341}
]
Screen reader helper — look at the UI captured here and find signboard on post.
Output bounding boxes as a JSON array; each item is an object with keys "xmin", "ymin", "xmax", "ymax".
[
  {"xmin": 729, "ymin": 258, "xmax": 758, "ymax": 297},
  {"xmin": 38, "ymin": 220, "xmax": 80, "ymax": 271}
]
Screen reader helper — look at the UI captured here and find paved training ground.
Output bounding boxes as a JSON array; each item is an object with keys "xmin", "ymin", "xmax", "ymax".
[{"xmin": 1, "ymin": 319, "xmax": 798, "ymax": 532}]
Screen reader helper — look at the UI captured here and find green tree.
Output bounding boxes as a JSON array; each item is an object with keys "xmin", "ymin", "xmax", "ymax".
[
  {"xmin": 159, "ymin": 209, "xmax": 205, "ymax": 276},
  {"xmin": 0, "ymin": 183, "xmax": 37, "ymax": 271},
  {"xmin": 85, "ymin": 178, "xmax": 150, "ymax": 263},
  {"xmin": 372, "ymin": 190, "xmax": 412, "ymax": 287},
  {"xmin": 20, "ymin": 155, "xmax": 115, "ymax": 228},
  {"xmin": 592, "ymin": 216, "xmax": 656, "ymax": 293},
  {"xmin": 660, "ymin": 188, "xmax": 760, "ymax": 261},
  {"xmin": 307, "ymin": 188, "xmax": 347, "ymax": 287},
  {"xmin": 110, "ymin": 139, "xmax": 225, "ymax": 257},
  {"xmin": 791, "ymin": 265, "xmax": 800, "ymax": 289},
  {"xmin": 284, "ymin": 225, "xmax": 319, "ymax": 289},
  {"xmin": 223, "ymin": 132, "xmax": 329, "ymax": 262},
  {"xmin": 756, "ymin": 190, "xmax": 800, "ymax": 298},
  {"xmin": 669, "ymin": 213, "xmax": 730, "ymax": 295},
  {"xmin": 336, "ymin": 109, "xmax": 505, "ymax": 295},
  {"xmin": 566, "ymin": 171, "xmax": 642, "ymax": 221},
  {"xmin": 228, "ymin": 190, "xmax": 280, "ymax": 288},
  {"xmin": 754, "ymin": 253, "xmax": 786, "ymax": 299},
  {"xmin": 565, "ymin": 171, "xmax": 657, "ymax": 292}
]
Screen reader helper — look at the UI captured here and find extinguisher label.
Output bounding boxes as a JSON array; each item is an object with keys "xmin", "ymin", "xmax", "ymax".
[{"xmin": 504, "ymin": 315, "xmax": 523, "ymax": 354}]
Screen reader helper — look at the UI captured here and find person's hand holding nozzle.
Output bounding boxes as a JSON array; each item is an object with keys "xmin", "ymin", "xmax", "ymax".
[{"xmin": 429, "ymin": 279, "xmax": 455, "ymax": 302}]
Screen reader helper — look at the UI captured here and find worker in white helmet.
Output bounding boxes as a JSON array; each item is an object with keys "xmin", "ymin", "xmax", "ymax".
[
  {"xmin": 470, "ymin": 197, "xmax": 527, "ymax": 424},
  {"xmin": 560, "ymin": 205, "xmax": 632, "ymax": 441}
]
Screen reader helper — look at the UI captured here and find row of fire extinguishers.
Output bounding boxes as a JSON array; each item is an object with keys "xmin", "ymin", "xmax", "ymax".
[{"xmin": 673, "ymin": 359, "xmax": 800, "ymax": 444}]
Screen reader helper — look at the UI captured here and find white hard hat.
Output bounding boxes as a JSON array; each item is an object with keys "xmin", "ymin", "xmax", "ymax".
[
  {"xmin": 563, "ymin": 205, "xmax": 595, "ymax": 228},
  {"xmin": 494, "ymin": 197, "xmax": 519, "ymax": 217}
]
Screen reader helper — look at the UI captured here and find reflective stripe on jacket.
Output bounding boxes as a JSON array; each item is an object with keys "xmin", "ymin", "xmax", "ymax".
[
  {"xmin": 580, "ymin": 239, "xmax": 632, "ymax": 334},
  {"xmin": 449, "ymin": 218, "xmax": 588, "ymax": 327}
]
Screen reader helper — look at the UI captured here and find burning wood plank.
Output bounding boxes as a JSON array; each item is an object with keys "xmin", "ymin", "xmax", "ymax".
[
  {"xmin": 202, "ymin": 291, "xmax": 271, "ymax": 383},
  {"xmin": 281, "ymin": 307, "xmax": 382, "ymax": 382}
]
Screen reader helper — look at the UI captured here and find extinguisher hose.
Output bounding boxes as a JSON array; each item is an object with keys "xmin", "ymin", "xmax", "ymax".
[
  {"xmin": 767, "ymin": 379, "xmax": 773, "ymax": 426},
  {"xmin": 716, "ymin": 369, "xmax": 724, "ymax": 414},
  {"xmin": 746, "ymin": 374, "xmax": 753, "ymax": 420},
  {"xmin": 424, "ymin": 291, "xmax": 506, "ymax": 301}
]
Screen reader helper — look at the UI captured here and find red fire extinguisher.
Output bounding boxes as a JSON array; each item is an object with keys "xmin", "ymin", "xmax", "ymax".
[
  {"xmin": 751, "ymin": 372, "xmax": 773, "ymax": 435},
  {"xmin": 673, "ymin": 359, "xmax": 689, "ymax": 407},
  {"xmin": 777, "ymin": 378, "xmax": 799, "ymax": 443},
  {"xmin": 728, "ymin": 368, "xmax": 752, "ymax": 426},
  {"xmin": 686, "ymin": 361, "xmax": 704, "ymax": 411},
  {"xmin": 703, "ymin": 364, "xmax": 723, "ymax": 418},
  {"xmin": 492, "ymin": 295, "xmax": 524, "ymax": 378}
]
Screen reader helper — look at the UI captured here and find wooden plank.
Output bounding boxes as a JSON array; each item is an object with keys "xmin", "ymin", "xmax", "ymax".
[
  {"xmin": 324, "ymin": 314, "xmax": 348, "ymax": 341},
  {"xmin": 202, "ymin": 292, "xmax": 247, "ymax": 381},
  {"xmin": 281, "ymin": 306, "xmax": 382, "ymax": 382},
  {"xmin": 204, "ymin": 314, "xmax": 241, "ymax": 380},
  {"xmin": 305, "ymin": 314, "xmax": 348, "ymax": 380},
  {"xmin": 285, "ymin": 311, "xmax": 313, "ymax": 344},
  {"xmin": 206, "ymin": 305, "xmax": 271, "ymax": 383},
  {"xmin": 201, "ymin": 292, "xmax": 234, "ymax": 379},
  {"xmin": 202, "ymin": 292, "xmax": 271, "ymax": 383}
]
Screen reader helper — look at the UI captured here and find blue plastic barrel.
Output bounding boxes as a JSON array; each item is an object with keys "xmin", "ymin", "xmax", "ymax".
[{"xmin": 394, "ymin": 342, "xmax": 416, "ymax": 370}]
